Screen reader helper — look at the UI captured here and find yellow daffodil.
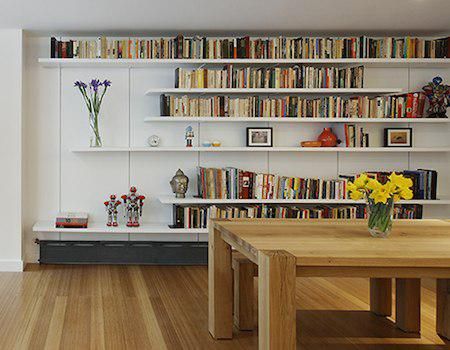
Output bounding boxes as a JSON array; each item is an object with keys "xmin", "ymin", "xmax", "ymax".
[
  {"xmin": 366, "ymin": 178, "xmax": 382, "ymax": 191},
  {"xmin": 393, "ymin": 194, "xmax": 401, "ymax": 202},
  {"xmin": 347, "ymin": 181, "xmax": 357, "ymax": 193},
  {"xmin": 354, "ymin": 173, "xmax": 369, "ymax": 189},
  {"xmin": 399, "ymin": 188, "xmax": 413, "ymax": 200},
  {"xmin": 389, "ymin": 172, "xmax": 413, "ymax": 190},
  {"xmin": 369, "ymin": 183, "xmax": 394, "ymax": 204}
]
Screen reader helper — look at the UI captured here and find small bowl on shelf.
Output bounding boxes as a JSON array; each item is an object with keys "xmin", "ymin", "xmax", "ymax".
[
  {"xmin": 212, "ymin": 141, "xmax": 221, "ymax": 147},
  {"xmin": 202, "ymin": 140, "xmax": 212, "ymax": 147},
  {"xmin": 300, "ymin": 141, "xmax": 322, "ymax": 147}
]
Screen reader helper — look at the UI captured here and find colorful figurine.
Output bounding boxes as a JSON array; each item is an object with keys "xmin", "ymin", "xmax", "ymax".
[
  {"xmin": 104, "ymin": 194, "xmax": 121, "ymax": 227},
  {"xmin": 185, "ymin": 126, "xmax": 194, "ymax": 147},
  {"xmin": 121, "ymin": 187, "xmax": 145, "ymax": 227},
  {"xmin": 422, "ymin": 76, "xmax": 450, "ymax": 118}
]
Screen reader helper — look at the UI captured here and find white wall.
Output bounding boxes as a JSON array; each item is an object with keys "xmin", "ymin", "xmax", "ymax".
[
  {"xmin": 23, "ymin": 36, "xmax": 450, "ymax": 263},
  {"xmin": 0, "ymin": 29, "xmax": 23, "ymax": 271}
]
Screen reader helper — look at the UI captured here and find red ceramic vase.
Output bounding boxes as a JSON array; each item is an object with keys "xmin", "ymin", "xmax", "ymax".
[{"xmin": 317, "ymin": 127, "xmax": 340, "ymax": 147}]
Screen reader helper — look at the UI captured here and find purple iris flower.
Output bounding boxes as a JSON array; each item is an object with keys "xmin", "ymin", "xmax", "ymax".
[
  {"xmin": 74, "ymin": 80, "xmax": 87, "ymax": 88},
  {"xmin": 90, "ymin": 79, "xmax": 102, "ymax": 92},
  {"xmin": 102, "ymin": 80, "xmax": 112, "ymax": 87}
]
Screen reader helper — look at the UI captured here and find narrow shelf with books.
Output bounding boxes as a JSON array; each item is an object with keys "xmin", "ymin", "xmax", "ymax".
[
  {"xmin": 144, "ymin": 116, "xmax": 450, "ymax": 123},
  {"xmin": 145, "ymin": 88, "xmax": 402, "ymax": 95},
  {"xmin": 158, "ymin": 196, "xmax": 450, "ymax": 205}
]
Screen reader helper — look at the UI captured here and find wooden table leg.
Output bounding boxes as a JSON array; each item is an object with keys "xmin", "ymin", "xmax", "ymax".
[
  {"xmin": 233, "ymin": 258, "xmax": 255, "ymax": 331},
  {"xmin": 395, "ymin": 278, "xmax": 421, "ymax": 333},
  {"xmin": 370, "ymin": 278, "xmax": 392, "ymax": 316},
  {"xmin": 208, "ymin": 224, "xmax": 233, "ymax": 339},
  {"xmin": 437, "ymin": 279, "xmax": 450, "ymax": 339},
  {"xmin": 258, "ymin": 250, "xmax": 296, "ymax": 350}
]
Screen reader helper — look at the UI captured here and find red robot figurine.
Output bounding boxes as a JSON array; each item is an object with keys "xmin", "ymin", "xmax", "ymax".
[
  {"xmin": 104, "ymin": 194, "xmax": 121, "ymax": 227},
  {"xmin": 121, "ymin": 186, "xmax": 145, "ymax": 227}
]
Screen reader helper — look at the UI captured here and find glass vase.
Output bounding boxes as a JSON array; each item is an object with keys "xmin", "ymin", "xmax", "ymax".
[
  {"xmin": 367, "ymin": 198, "xmax": 394, "ymax": 238},
  {"xmin": 89, "ymin": 111, "xmax": 102, "ymax": 147}
]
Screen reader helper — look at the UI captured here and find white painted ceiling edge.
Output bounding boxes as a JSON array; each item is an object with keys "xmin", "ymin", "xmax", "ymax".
[{"xmin": 2, "ymin": 0, "xmax": 450, "ymax": 35}]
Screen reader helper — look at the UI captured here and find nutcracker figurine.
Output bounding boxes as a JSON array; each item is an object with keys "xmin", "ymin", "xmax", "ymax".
[
  {"xmin": 104, "ymin": 194, "xmax": 121, "ymax": 227},
  {"xmin": 121, "ymin": 186, "xmax": 145, "ymax": 227},
  {"xmin": 185, "ymin": 126, "xmax": 194, "ymax": 147}
]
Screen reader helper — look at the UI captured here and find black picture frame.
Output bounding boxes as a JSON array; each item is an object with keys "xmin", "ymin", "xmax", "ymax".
[
  {"xmin": 246, "ymin": 127, "xmax": 273, "ymax": 147},
  {"xmin": 384, "ymin": 128, "xmax": 413, "ymax": 147}
]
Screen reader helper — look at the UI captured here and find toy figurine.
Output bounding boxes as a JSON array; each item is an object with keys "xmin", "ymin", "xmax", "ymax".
[
  {"xmin": 121, "ymin": 186, "xmax": 145, "ymax": 227},
  {"xmin": 170, "ymin": 169, "xmax": 189, "ymax": 198},
  {"xmin": 185, "ymin": 126, "xmax": 194, "ymax": 147},
  {"xmin": 104, "ymin": 194, "xmax": 121, "ymax": 227},
  {"xmin": 422, "ymin": 76, "xmax": 450, "ymax": 118}
]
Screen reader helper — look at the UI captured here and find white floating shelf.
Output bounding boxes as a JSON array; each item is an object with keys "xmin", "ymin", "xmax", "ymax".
[
  {"xmin": 145, "ymin": 88, "xmax": 402, "ymax": 95},
  {"xmin": 71, "ymin": 147, "xmax": 450, "ymax": 153},
  {"xmin": 144, "ymin": 116, "xmax": 450, "ymax": 123},
  {"xmin": 32, "ymin": 221, "xmax": 207, "ymax": 234},
  {"xmin": 158, "ymin": 196, "xmax": 450, "ymax": 205},
  {"xmin": 38, "ymin": 58, "xmax": 450, "ymax": 69}
]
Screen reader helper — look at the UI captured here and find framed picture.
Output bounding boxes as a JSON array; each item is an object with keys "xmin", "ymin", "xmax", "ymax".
[
  {"xmin": 246, "ymin": 127, "xmax": 273, "ymax": 147},
  {"xmin": 384, "ymin": 128, "xmax": 412, "ymax": 147}
]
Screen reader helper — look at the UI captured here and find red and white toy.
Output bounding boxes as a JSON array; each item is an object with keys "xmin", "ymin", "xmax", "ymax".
[
  {"xmin": 104, "ymin": 194, "xmax": 121, "ymax": 227},
  {"xmin": 121, "ymin": 186, "xmax": 145, "ymax": 227}
]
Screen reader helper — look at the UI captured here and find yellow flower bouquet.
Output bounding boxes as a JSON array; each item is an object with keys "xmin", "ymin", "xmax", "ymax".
[{"xmin": 348, "ymin": 172, "xmax": 413, "ymax": 237}]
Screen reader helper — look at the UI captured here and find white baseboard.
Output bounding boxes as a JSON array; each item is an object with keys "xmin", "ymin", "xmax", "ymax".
[{"xmin": 0, "ymin": 260, "xmax": 24, "ymax": 272}]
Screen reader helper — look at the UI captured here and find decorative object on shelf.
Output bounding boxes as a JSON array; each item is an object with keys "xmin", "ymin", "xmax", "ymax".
[
  {"xmin": 300, "ymin": 141, "xmax": 322, "ymax": 147},
  {"xmin": 317, "ymin": 127, "xmax": 341, "ymax": 147},
  {"xmin": 147, "ymin": 135, "xmax": 161, "ymax": 147},
  {"xmin": 74, "ymin": 79, "xmax": 111, "ymax": 147},
  {"xmin": 347, "ymin": 173, "xmax": 413, "ymax": 238},
  {"xmin": 170, "ymin": 169, "xmax": 189, "ymax": 198},
  {"xmin": 185, "ymin": 126, "xmax": 194, "ymax": 147},
  {"xmin": 104, "ymin": 194, "xmax": 121, "ymax": 227},
  {"xmin": 121, "ymin": 187, "xmax": 145, "ymax": 227},
  {"xmin": 55, "ymin": 212, "xmax": 89, "ymax": 229},
  {"xmin": 247, "ymin": 127, "xmax": 273, "ymax": 147},
  {"xmin": 384, "ymin": 128, "xmax": 412, "ymax": 147},
  {"xmin": 212, "ymin": 140, "xmax": 221, "ymax": 147},
  {"xmin": 202, "ymin": 140, "xmax": 212, "ymax": 147},
  {"xmin": 422, "ymin": 76, "xmax": 450, "ymax": 118}
]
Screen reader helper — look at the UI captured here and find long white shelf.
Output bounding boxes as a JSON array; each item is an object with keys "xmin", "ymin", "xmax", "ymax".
[
  {"xmin": 71, "ymin": 146, "xmax": 450, "ymax": 153},
  {"xmin": 39, "ymin": 58, "xmax": 450, "ymax": 68},
  {"xmin": 158, "ymin": 196, "xmax": 450, "ymax": 205},
  {"xmin": 145, "ymin": 88, "xmax": 402, "ymax": 95},
  {"xmin": 144, "ymin": 116, "xmax": 450, "ymax": 123},
  {"xmin": 32, "ymin": 221, "xmax": 207, "ymax": 234}
]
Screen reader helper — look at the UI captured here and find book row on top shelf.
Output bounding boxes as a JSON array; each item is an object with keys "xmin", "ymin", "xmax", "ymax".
[{"xmin": 50, "ymin": 35, "xmax": 450, "ymax": 59}]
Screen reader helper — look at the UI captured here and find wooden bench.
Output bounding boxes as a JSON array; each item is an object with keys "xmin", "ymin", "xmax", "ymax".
[{"xmin": 231, "ymin": 252, "xmax": 412, "ymax": 332}]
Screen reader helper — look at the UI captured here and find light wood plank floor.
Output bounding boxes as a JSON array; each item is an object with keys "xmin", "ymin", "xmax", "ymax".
[{"xmin": 0, "ymin": 264, "xmax": 448, "ymax": 349}]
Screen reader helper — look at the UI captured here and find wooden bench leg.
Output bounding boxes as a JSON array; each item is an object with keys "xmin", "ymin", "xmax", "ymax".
[
  {"xmin": 395, "ymin": 278, "xmax": 421, "ymax": 333},
  {"xmin": 370, "ymin": 278, "xmax": 392, "ymax": 316},
  {"xmin": 208, "ymin": 225, "xmax": 233, "ymax": 339},
  {"xmin": 437, "ymin": 279, "xmax": 450, "ymax": 339},
  {"xmin": 258, "ymin": 250, "xmax": 296, "ymax": 350},
  {"xmin": 233, "ymin": 259, "xmax": 255, "ymax": 331}
]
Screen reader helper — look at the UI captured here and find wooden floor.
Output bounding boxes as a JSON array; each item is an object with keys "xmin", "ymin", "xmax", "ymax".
[{"xmin": 0, "ymin": 265, "xmax": 448, "ymax": 349}]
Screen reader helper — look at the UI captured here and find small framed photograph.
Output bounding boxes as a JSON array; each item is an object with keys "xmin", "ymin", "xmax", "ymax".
[
  {"xmin": 384, "ymin": 128, "xmax": 412, "ymax": 147},
  {"xmin": 247, "ymin": 127, "xmax": 273, "ymax": 147}
]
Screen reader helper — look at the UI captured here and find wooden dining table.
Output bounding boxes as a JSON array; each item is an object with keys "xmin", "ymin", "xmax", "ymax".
[{"xmin": 208, "ymin": 218, "xmax": 450, "ymax": 349}]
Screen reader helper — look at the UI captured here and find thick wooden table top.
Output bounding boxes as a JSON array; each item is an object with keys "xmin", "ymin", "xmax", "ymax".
[{"xmin": 212, "ymin": 219, "xmax": 450, "ymax": 267}]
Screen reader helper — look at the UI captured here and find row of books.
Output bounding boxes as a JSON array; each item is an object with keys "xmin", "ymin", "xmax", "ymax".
[
  {"xmin": 50, "ymin": 35, "xmax": 450, "ymax": 59},
  {"xmin": 172, "ymin": 204, "xmax": 424, "ymax": 229},
  {"xmin": 344, "ymin": 124, "xmax": 370, "ymax": 148},
  {"xmin": 159, "ymin": 93, "xmax": 427, "ymax": 119},
  {"xmin": 197, "ymin": 167, "xmax": 349, "ymax": 200},
  {"xmin": 55, "ymin": 212, "xmax": 88, "ymax": 228},
  {"xmin": 174, "ymin": 66, "xmax": 364, "ymax": 89},
  {"xmin": 342, "ymin": 170, "xmax": 438, "ymax": 200}
]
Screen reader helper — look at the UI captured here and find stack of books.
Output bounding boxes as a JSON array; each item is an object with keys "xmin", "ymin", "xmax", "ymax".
[
  {"xmin": 175, "ymin": 65, "xmax": 364, "ymax": 89},
  {"xmin": 55, "ymin": 212, "xmax": 89, "ymax": 228},
  {"xmin": 172, "ymin": 203, "xmax": 423, "ymax": 228},
  {"xmin": 341, "ymin": 169, "xmax": 438, "ymax": 200},
  {"xmin": 50, "ymin": 35, "xmax": 450, "ymax": 59},
  {"xmin": 197, "ymin": 167, "xmax": 349, "ymax": 200},
  {"xmin": 344, "ymin": 124, "xmax": 370, "ymax": 147},
  {"xmin": 160, "ymin": 92, "xmax": 427, "ymax": 119}
]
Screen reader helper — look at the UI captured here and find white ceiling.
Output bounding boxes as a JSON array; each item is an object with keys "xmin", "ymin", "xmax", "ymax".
[{"xmin": 2, "ymin": 0, "xmax": 450, "ymax": 35}]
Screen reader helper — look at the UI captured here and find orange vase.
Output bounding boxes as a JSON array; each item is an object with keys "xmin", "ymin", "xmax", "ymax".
[{"xmin": 317, "ymin": 127, "xmax": 340, "ymax": 147}]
